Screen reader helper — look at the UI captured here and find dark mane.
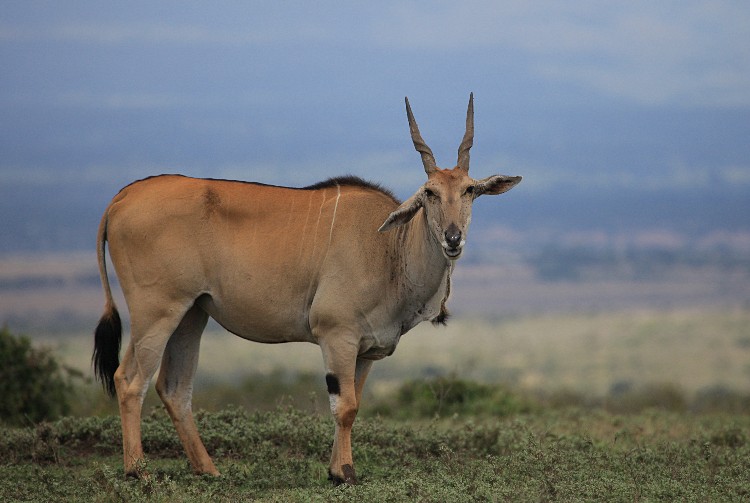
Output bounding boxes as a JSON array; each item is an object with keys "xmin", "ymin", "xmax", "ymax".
[
  {"xmin": 119, "ymin": 174, "xmax": 400, "ymax": 205},
  {"xmin": 303, "ymin": 175, "xmax": 399, "ymax": 204}
]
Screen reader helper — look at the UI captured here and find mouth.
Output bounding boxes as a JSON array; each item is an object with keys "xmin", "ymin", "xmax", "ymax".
[{"xmin": 443, "ymin": 246, "xmax": 463, "ymax": 259}]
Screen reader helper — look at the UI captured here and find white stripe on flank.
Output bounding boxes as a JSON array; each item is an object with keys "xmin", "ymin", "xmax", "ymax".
[{"xmin": 328, "ymin": 183, "xmax": 341, "ymax": 246}]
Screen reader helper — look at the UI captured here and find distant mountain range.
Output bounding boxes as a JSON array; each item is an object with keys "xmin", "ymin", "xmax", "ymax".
[{"xmin": 2, "ymin": 176, "xmax": 748, "ymax": 254}]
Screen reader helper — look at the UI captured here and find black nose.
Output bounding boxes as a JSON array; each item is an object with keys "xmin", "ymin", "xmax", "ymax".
[{"xmin": 444, "ymin": 224, "xmax": 462, "ymax": 249}]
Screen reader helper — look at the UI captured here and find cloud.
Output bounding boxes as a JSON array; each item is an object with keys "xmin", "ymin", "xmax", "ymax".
[
  {"xmin": 372, "ymin": 1, "xmax": 750, "ymax": 106},
  {"xmin": 2, "ymin": 1, "xmax": 748, "ymax": 107},
  {"xmin": 57, "ymin": 91, "xmax": 195, "ymax": 110},
  {"xmin": 497, "ymin": 155, "xmax": 750, "ymax": 193},
  {"xmin": 0, "ymin": 22, "xmax": 329, "ymax": 47}
]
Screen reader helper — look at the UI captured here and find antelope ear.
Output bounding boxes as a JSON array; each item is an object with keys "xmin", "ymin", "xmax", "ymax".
[
  {"xmin": 378, "ymin": 192, "xmax": 423, "ymax": 232},
  {"xmin": 476, "ymin": 175, "xmax": 522, "ymax": 196}
]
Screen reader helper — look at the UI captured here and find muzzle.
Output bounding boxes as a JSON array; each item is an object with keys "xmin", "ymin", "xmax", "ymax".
[{"xmin": 443, "ymin": 223, "xmax": 464, "ymax": 259}]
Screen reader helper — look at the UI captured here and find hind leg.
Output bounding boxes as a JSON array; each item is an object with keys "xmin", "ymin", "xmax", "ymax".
[
  {"xmin": 114, "ymin": 302, "xmax": 189, "ymax": 476},
  {"xmin": 155, "ymin": 305, "xmax": 218, "ymax": 475}
]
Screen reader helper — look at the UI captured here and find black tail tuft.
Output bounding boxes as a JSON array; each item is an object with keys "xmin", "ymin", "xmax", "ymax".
[{"xmin": 93, "ymin": 307, "xmax": 122, "ymax": 397}]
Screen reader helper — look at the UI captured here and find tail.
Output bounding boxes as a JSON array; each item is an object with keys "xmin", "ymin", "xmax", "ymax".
[{"xmin": 92, "ymin": 209, "xmax": 122, "ymax": 397}]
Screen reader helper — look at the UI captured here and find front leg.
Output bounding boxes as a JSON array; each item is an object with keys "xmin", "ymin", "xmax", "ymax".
[
  {"xmin": 318, "ymin": 336, "xmax": 370, "ymax": 485},
  {"xmin": 328, "ymin": 357, "xmax": 373, "ymax": 484},
  {"xmin": 353, "ymin": 357, "xmax": 373, "ymax": 410}
]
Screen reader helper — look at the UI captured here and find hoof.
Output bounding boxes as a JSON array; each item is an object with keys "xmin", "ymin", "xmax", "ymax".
[
  {"xmin": 124, "ymin": 459, "xmax": 149, "ymax": 480},
  {"xmin": 328, "ymin": 464, "xmax": 357, "ymax": 485},
  {"xmin": 192, "ymin": 461, "xmax": 221, "ymax": 477},
  {"xmin": 124, "ymin": 469, "xmax": 150, "ymax": 480},
  {"xmin": 195, "ymin": 468, "xmax": 221, "ymax": 477}
]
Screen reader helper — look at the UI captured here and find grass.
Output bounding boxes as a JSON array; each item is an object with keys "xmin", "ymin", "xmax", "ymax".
[
  {"xmin": 3, "ymin": 306, "xmax": 750, "ymax": 501},
  {"xmin": 1, "ymin": 405, "xmax": 749, "ymax": 502}
]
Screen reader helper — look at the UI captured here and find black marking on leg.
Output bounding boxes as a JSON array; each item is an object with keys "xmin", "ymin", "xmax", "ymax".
[{"xmin": 325, "ymin": 373, "xmax": 340, "ymax": 395}]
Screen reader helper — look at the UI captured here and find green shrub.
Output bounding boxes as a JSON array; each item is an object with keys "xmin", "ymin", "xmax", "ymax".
[
  {"xmin": 605, "ymin": 382, "xmax": 687, "ymax": 414},
  {"xmin": 368, "ymin": 374, "xmax": 536, "ymax": 419},
  {"xmin": 193, "ymin": 371, "xmax": 328, "ymax": 414},
  {"xmin": 0, "ymin": 326, "xmax": 80, "ymax": 425},
  {"xmin": 691, "ymin": 385, "xmax": 750, "ymax": 414}
]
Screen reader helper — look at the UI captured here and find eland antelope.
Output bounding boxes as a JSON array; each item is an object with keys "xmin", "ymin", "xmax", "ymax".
[{"xmin": 93, "ymin": 94, "xmax": 521, "ymax": 484}]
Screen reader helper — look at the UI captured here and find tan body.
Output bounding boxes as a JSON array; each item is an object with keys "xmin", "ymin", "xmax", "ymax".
[
  {"xmin": 93, "ymin": 95, "xmax": 521, "ymax": 483},
  {"xmin": 108, "ymin": 175, "xmax": 448, "ymax": 354}
]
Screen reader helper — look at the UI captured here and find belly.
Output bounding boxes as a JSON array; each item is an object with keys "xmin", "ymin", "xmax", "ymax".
[{"xmin": 197, "ymin": 294, "xmax": 315, "ymax": 344}]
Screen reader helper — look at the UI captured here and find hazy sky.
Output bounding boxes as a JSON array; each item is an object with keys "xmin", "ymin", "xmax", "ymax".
[{"xmin": 2, "ymin": 1, "xmax": 749, "ymax": 195}]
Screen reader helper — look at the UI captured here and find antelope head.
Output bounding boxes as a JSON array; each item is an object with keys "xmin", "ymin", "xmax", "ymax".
[{"xmin": 379, "ymin": 93, "xmax": 522, "ymax": 261}]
